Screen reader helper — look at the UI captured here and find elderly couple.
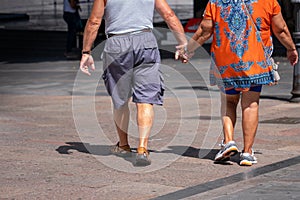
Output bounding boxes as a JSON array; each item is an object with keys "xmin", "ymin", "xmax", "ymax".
[{"xmin": 79, "ymin": 0, "xmax": 298, "ymax": 166}]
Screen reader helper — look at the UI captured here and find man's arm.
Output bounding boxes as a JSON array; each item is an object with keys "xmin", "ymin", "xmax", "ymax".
[
  {"xmin": 80, "ymin": 0, "xmax": 105, "ymax": 75},
  {"xmin": 82, "ymin": 0, "xmax": 105, "ymax": 53},
  {"xmin": 155, "ymin": 0, "xmax": 187, "ymax": 46},
  {"xmin": 272, "ymin": 12, "xmax": 298, "ymax": 66}
]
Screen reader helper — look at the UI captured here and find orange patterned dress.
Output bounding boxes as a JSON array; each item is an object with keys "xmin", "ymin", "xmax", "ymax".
[{"xmin": 204, "ymin": 0, "xmax": 281, "ymax": 91}]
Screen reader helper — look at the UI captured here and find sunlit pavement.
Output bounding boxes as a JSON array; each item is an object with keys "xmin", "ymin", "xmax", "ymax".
[
  {"xmin": 0, "ymin": 1, "xmax": 300, "ymax": 199},
  {"xmin": 0, "ymin": 54, "xmax": 299, "ymax": 199}
]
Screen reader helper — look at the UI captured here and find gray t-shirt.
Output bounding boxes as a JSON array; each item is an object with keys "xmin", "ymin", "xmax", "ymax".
[{"xmin": 104, "ymin": 0, "xmax": 154, "ymax": 35}]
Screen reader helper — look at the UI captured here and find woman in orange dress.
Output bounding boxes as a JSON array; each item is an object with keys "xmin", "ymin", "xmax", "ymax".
[{"xmin": 182, "ymin": 0, "xmax": 298, "ymax": 166}]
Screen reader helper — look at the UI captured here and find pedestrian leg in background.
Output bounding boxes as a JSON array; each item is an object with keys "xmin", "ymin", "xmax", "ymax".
[{"xmin": 63, "ymin": 12, "xmax": 78, "ymax": 59}]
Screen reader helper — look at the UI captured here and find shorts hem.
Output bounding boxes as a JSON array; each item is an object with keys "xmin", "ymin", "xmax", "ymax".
[{"xmin": 132, "ymin": 99, "xmax": 163, "ymax": 106}]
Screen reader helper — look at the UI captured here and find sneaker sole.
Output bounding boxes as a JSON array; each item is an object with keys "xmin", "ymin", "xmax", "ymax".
[
  {"xmin": 240, "ymin": 160, "xmax": 254, "ymax": 166},
  {"xmin": 215, "ymin": 146, "xmax": 238, "ymax": 162},
  {"xmin": 240, "ymin": 159, "xmax": 257, "ymax": 166},
  {"xmin": 135, "ymin": 155, "xmax": 151, "ymax": 166}
]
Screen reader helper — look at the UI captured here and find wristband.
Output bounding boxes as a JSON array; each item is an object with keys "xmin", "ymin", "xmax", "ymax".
[{"xmin": 82, "ymin": 50, "xmax": 91, "ymax": 55}]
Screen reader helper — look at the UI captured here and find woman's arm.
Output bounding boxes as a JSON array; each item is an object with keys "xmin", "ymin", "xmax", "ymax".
[
  {"xmin": 188, "ymin": 19, "xmax": 214, "ymax": 53},
  {"xmin": 272, "ymin": 12, "xmax": 298, "ymax": 66}
]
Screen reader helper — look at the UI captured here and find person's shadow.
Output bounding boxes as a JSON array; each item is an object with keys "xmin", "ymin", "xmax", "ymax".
[
  {"xmin": 158, "ymin": 146, "xmax": 240, "ymax": 165},
  {"xmin": 56, "ymin": 142, "xmax": 240, "ymax": 166},
  {"xmin": 56, "ymin": 142, "xmax": 111, "ymax": 156},
  {"xmin": 56, "ymin": 142, "xmax": 153, "ymax": 167}
]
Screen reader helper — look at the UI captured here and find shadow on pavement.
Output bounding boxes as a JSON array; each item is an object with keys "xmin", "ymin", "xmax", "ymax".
[
  {"xmin": 56, "ymin": 142, "xmax": 111, "ymax": 155},
  {"xmin": 260, "ymin": 95, "xmax": 292, "ymax": 102},
  {"xmin": 56, "ymin": 142, "xmax": 154, "ymax": 167},
  {"xmin": 56, "ymin": 143, "xmax": 245, "ymax": 165},
  {"xmin": 159, "ymin": 146, "xmax": 240, "ymax": 165}
]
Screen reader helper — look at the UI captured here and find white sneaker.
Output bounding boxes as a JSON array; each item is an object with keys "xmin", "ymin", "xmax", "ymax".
[
  {"xmin": 240, "ymin": 150, "xmax": 257, "ymax": 166},
  {"xmin": 214, "ymin": 140, "xmax": 239, "ymax": 162}
]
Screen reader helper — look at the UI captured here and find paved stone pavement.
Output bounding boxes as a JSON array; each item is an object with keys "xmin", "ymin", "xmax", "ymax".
[
  {"xmin": 0, "ymin": 51, "xmax": 299, "ymax": 199},
  {"xmin": 1, "ymin": 1, "xmax": 300, "ymax": 199}
]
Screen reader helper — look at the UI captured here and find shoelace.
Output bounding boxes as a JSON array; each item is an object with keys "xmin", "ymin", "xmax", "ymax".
[{"xmin": 218, "ymin": 140, "xmax": 225, "ymax": 147}]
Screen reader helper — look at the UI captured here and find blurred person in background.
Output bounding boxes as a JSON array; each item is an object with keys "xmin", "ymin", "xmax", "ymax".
[{"xmin": 63, "ymin": 0, "xmax": 82, "ymax": 58}]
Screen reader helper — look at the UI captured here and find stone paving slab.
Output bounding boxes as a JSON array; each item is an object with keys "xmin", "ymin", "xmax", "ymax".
[{"xmin": 0, "ymin": 57, "xmax": 300, "ymax": 199}]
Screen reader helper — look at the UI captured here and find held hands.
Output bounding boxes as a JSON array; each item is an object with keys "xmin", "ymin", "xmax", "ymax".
[
  {"xmin": 175, "ymin": 44, "xmax": 194, "ymax": 63},
  {"xmin": 80, "ymin": 54, "xmax": 95, "ymax": 76}
]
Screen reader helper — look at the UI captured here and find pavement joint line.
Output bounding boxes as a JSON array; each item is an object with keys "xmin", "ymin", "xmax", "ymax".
[{"xmin": 151, "ymin": 155, "xmax": 300, "ymax": 200}]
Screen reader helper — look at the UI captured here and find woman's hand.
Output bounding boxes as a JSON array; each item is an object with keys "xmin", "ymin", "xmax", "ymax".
[
  {"xmin": 175, "ymin": 44, "xmax": 193, "ymax": 63},
  {"xmin": 287, "ymin": 49, "xmax": 298, "ymax": 66}
]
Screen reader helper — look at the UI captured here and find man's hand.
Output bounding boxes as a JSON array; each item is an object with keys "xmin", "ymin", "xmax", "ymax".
[
  {"xmin": 175, "ymin": 44, "xmax": 193, "ymax": 63},
  {"xmin": 80, "ymin": 54, "xmax": 95, "ymax": 76}
]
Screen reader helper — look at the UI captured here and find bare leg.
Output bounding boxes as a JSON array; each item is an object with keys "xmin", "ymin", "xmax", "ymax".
[
  {"xmin": 220, "ymin": 92, "xmax": 240, "ymax": 144},
  {"xmin": 241, "ymin": 91, "xmax": 260, "ymax": 154},
  {"xmin": 136, "ymin": 103, "xmax": 154, "ymax": 150},
  {"xmin": 113, "ymin": 102, "xmax": 130, "ymax": 146}
]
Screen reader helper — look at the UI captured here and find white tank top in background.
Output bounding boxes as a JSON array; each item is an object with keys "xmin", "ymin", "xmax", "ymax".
[{"xmin": 104, "ymin": 0, "xmax": 155, "ymax": 35}]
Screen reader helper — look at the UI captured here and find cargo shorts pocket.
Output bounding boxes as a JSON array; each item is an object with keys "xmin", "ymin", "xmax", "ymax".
[
  {"xmin": 142, "ymin": 40, "xmax": 160, "ymax": 64},
  {"xmin": 103, "ymin": 40, "xmax": 123, "ymax": 67}
]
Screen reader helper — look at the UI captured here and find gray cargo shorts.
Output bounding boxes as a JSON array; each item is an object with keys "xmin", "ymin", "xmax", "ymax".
[{"xmin": 102, "ymin": 31, "xmax": 164, "ymax": 109}]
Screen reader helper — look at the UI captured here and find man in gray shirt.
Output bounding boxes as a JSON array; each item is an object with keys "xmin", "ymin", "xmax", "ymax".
[{"xmin": 79, "ymin": 0, "xmax": 187, "ymax": 166}]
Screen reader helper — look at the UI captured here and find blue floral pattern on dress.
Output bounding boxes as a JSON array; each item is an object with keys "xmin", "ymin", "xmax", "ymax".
[
  {"xmin": 230, "ymin": 60, "xmax": 254, "ymax": 71},
  {"xmin": 221, "ymin": 71, "xmax": 273, "ymax": 88},
  {"xmin": 215, "ymin": 22, "xmax": 221, "ymax": 47},
  {"xmin": 214, "ymin": 0, "xmax": 258, "ymax": 60},
  {"xmin": 257, "ymin": 61, "xmax": 267, "ymax": 69},
  {"xmin": 219, "ymin": 65, "xmax": 228, "ymax": 74}
]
